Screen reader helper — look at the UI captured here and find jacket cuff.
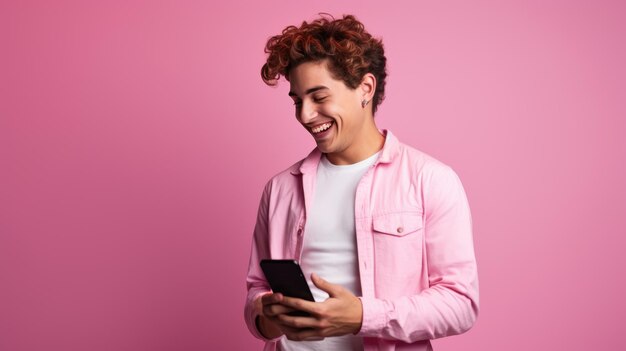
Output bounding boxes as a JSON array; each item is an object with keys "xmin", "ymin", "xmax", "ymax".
[
  {"xmin": 245, "ymin": 291, "xmax": 268, "ymax": 340},
  {"xmin": 357, "ymin": 296, "xmax": 388, "ymax": 337},
  {"xmin": 245, "ymin": 291, "xmax": 282, "ymax": 342}
]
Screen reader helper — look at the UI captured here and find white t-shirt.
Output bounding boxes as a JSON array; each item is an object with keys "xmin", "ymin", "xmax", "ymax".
[{"xmin": 279, "ymin": 152, "xmax": 379, "ymax": 351}]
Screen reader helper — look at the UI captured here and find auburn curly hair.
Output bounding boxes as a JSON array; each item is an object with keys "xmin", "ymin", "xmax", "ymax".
[{"xmin": 261, "ymin": 14, "xmax": 387, "ymax": 114}]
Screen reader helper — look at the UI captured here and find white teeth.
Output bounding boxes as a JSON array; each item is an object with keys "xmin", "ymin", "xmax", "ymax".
[{"xmin": 312, "ymin": 122, "xmax": 332, "ymax": 133}]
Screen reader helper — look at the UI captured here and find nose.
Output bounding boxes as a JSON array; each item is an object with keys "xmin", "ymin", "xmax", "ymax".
[{"xmin": 297, "ymin": 100, "xmax": 318, "ymax": 123}]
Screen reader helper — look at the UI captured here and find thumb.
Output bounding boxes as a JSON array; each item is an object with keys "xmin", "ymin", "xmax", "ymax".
[{"xmin": 311, "ymin": 273, "xmax": 344, "ymax": 298}]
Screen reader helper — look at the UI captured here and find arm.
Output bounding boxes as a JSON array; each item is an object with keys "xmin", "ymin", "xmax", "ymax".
[
  {"xmin": 358, "ymin": 165, "xmax": 479, "ymax": 342},
  {"xmin": 243, "ymin": 181, "xmax": 283, "ymax": 341}
]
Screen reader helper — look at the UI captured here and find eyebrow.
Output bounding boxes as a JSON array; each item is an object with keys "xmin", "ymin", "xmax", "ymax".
[{"xmin": 288, "ymin": 85, "xmax": 329, "ymax": 97}]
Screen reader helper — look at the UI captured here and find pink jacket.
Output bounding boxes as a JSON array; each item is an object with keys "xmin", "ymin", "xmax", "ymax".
[{"xmin": 245, "ymin": 130, "xmax": 479, "ymax": 351}]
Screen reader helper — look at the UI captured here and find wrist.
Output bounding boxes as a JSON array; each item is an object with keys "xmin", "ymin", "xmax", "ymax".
[{"xmin": 352, "ymin": 297, "xmax": 364, "ymax": 335}]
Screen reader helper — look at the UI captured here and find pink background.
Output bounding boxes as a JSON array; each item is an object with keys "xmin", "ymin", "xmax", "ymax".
[{"xmin": 2, "ymin": 1, "xmax": 625, "ymax": 350}]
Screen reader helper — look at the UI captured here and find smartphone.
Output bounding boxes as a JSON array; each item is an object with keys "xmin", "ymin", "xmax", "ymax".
[{"xmin": 260, "ymin": 259, "xmax": 315, "ymax": 316}]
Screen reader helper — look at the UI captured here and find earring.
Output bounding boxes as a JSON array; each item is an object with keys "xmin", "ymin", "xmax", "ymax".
[{"xmin": 361, "ymin": 99, "xmax": 370, "ymax": 108}]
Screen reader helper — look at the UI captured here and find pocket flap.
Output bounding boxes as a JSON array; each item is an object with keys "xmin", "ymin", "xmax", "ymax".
[{"xmin": 372, "ymin": 212, "xmax": 423, "ymax": 236}]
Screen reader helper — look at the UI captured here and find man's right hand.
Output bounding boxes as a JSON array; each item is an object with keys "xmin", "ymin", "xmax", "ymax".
[
  {"xmin": 259, "ymin": 292, "xmax": 326, "ymax": 341},
  {"xmin": 256, "ymin": 293, "xmax": 291, "ymax": 339}
]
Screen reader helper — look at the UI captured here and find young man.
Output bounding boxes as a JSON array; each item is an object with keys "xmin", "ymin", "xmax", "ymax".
[{"xmin": 245, "ymin": 15, "xmax": 479, "ymax": 351}]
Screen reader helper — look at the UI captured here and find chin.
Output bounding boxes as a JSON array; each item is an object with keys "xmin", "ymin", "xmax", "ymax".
[{"xmin": 315, "ymin": 141, "xmax": 334, "ymax": 153}]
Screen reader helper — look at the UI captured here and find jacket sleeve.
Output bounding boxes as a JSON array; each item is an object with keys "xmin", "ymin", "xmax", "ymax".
[
  {"xmin": 243, "ymin": 181, "xmax": 281, "ymax": 342},
  {"xmin": 358, "ymin": 165, "xmax": 479, "ymax": 342}
]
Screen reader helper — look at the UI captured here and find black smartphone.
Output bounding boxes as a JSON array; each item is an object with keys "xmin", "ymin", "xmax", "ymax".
[{"xmin": 260, "ymin": 259, "xmax": 315, "ymax": 316}]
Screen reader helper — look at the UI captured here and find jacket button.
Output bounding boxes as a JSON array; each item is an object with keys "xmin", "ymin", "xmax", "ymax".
[
  {"xmin": 297, "ymin": 228, "xmax": 303, "ymax": 235},
  {"xmin": 397, "ymin": 227, "xmax": 404, "ymax": 234}
]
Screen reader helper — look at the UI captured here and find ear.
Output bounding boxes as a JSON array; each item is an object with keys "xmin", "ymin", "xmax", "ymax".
[{"xmin": 359, "ymin": 73, "xmax": 377, "ymax": 104}]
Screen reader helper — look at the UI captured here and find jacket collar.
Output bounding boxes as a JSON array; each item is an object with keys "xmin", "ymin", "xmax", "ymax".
[{"xmin": 290, "ymin": 129, "xmax": 399, "ymax": 176}]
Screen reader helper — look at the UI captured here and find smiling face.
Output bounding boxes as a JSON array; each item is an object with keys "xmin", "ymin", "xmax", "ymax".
[{"xmin": 288, "ymin": 60, "xmax": 383, "ymax": 165}]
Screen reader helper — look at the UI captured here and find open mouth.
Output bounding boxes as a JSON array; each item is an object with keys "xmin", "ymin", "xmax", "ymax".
[{"xmin": 311, "ymin": 121, "xmax": 334, "ymax": 134}]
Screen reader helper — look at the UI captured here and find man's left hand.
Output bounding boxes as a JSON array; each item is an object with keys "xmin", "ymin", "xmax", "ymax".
[{"xmin": 275, "ymin": 273, "xmax": 363, "ymax": 341}]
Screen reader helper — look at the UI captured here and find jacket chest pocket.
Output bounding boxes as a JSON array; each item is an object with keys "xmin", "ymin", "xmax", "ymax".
[
  {"xmin": 372, "ymin": 212, "xmax": 423, "ymax": 236},
  {"xmin": 371, "ymin": 212, "xmax": 424, "ymax": 292}
]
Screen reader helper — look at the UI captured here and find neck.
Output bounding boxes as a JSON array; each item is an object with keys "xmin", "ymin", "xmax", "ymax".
[{"xmin": 326, "ymin": 120, "xmax": 385, "ymax": 165}]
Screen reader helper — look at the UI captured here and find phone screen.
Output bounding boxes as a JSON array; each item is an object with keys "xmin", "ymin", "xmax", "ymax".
[{"xmin": 260, "ymin": 259, "xmax": 315, "ymax": 303}]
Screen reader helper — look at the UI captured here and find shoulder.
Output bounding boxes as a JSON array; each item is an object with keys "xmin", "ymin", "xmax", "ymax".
[
  {"xmin": 261, "ymin": 154, "xmax": 309, "ymax": 197},
  {"xmin": 392, "ymin": 139, "xmax": 456, "ymax": 179},
  {"xmin": 391, "ymin": 140, "xmax": 468, "ymax": 215},
  {"xmin": 269, "ymin": 159, "xmax": 303, "ymax": 184}
]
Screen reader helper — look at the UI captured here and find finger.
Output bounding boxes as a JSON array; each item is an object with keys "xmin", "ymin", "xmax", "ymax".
[
  {"xmin": 263, "ymin": 303, "xmax": 296, "ymax": 317},
  {"xmin": 285, "ymin": 326, "xmax": 327, "ymax": 341},
  {"xmin": 279, "ymin": 296, "xmax": 319, "ymax": 315},
  {"xmin": 311, "ymin": 273, "xmax": 344, "ymax": 298},
  {"xmin": 277, "ymin": 314, "xmax": 321, "ymax": 329},
  {"xmin": 261, "ymin": 293, "xmax": 284, "ymax": 306}
]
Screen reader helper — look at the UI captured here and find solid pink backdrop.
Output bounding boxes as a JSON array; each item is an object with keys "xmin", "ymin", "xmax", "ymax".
[{"xmin": 1, "ymin": 1, "xmax": 625, "ymax": 350}]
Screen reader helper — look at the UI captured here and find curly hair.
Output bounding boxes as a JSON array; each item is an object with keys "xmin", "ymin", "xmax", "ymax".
[{"xmin": 261, "ymin": 14, "xmax": 387, "ymax": 114}]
